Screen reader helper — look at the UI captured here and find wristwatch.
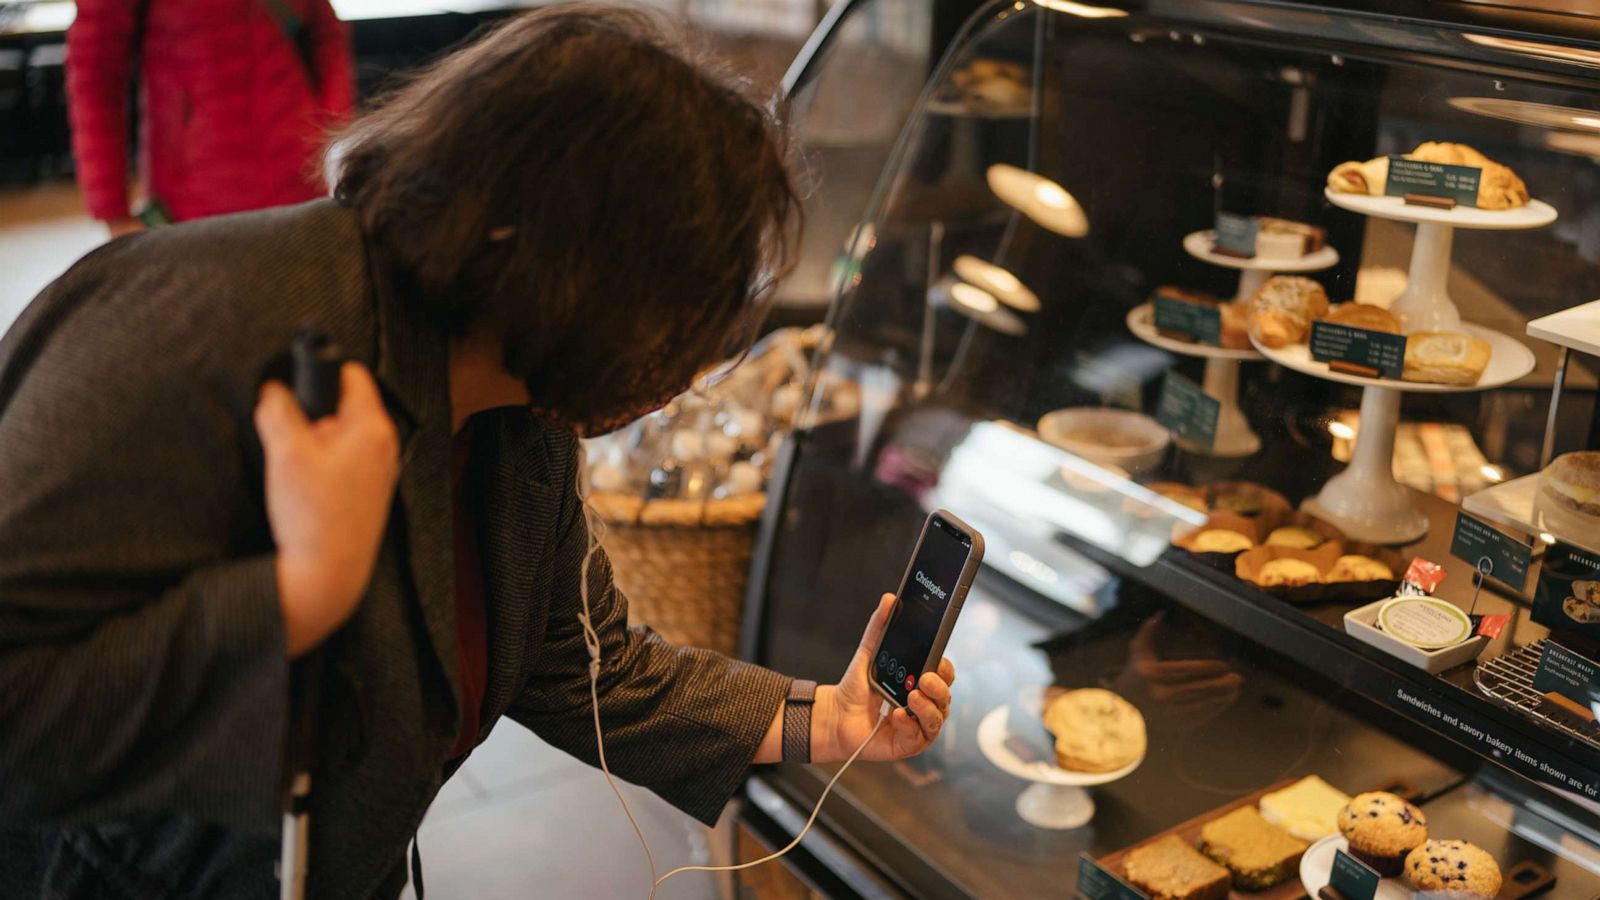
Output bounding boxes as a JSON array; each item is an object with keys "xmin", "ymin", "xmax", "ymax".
[{"xmin": 781, "ymin": 679, "xmax": 817, "ymax": 763}]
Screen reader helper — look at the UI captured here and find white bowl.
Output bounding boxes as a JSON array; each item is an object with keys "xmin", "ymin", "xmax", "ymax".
[{"xmin": 1038, "ymin": 407, "xmax": 1171, "ymax": 477}]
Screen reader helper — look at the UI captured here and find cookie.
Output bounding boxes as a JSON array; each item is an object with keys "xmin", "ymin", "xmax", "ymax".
[{"xmin": 1043, "ymin": 688, "xmax": 1146, "ymax": 773}]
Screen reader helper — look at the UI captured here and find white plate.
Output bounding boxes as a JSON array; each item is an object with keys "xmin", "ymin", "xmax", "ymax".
[
  {"xmin": 1300, "ymin": 835, "xmax": 1413, "ymax": 900},
  {"xmin": 1252, "ymin": 322, "xmax": 1535, "ymax": 393},
  {"xmin": 1182, "ymin": 230, "xmax": 1341, "ymax": 272},
  {"xmin": 1324, "ymin": 189, "xmax": 1557, "ymax": 230},
  {"xmin": 1126, "ymin": 302, "xmax": 1262, "ymax": 361},
  {"xmin": 976, "ymin": 705, "xmax": 1142, "ymax": 786}
]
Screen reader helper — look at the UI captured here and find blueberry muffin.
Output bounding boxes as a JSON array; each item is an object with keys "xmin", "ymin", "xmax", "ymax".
[
  {"xmin": 1405, "ymin": 840, "xmax": 1502, "ymax": 897},
  {"xmin": 1336, "ymin": 792, "xmax": 1428, "ymax": 876}
]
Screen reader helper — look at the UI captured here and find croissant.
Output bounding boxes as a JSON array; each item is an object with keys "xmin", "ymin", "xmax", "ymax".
[{"xmin": 1326, "ymin": 142, "xmax": 1529, "ymax": 210}]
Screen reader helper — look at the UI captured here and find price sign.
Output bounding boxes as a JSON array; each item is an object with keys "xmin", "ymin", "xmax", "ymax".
[
  {"xmin": 1213, "ymin": 211, "xmax": 1259, "ymax": 257},
  {"xmin": 1449, "ymin": 512, "xmax": 1532, "ymax": 594},
  {"xmin": 1155, "ymin": 370, "xmax": 1219, "ymax": 452},
  {"xmin": 1310, "ymin": 320, "xmax": 1407, "ymax": 380},
  {"xmin": 1153, "ymin": 292, "xmax": 1222, "ymax": 346},
  {"xmin": 1385, "ymin": 157, "xmax": 1482, "ymax": 207},
  {"xmin": 1532, "ymin": 641, "xmax": 1600, "ymax": 719},
  {"xmin": 1321, "ymin": 849, "xmax": 1381, "ymax": 900},
  {"xmin": 1078, "ymin": 855, "xmax": 1148, "ymax": 900}
]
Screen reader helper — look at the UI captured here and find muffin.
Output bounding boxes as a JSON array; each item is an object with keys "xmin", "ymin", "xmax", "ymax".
[
  {"xmin": 1124, "ymin": 836, "xmax": 1231, "ymax": 900},
  {"xmin": 1404, "ymin": 839, "xmax": 1502, "ymax": 898},
  {"xmin": 1265, "ymin": 525, "xmax": 1324, "ymax": 550},
  {"xmin": 1192, "ymin": 529, "xmax": 1254, "ymax": 554},
  {"xmin": 1198, "ymin": 806, "xmax": 1308, "ymax": 890},
  {"xmin": 1337, "ymin": 792, "xmax": 1428, "ymax": 876},
  {"xmin": 1328, "ymin": 554, "xmax": 1394, "ymax": 582},
  {"xmin": 1257, "ymin": 558, "xmax": 1323, "ymax": 588}
]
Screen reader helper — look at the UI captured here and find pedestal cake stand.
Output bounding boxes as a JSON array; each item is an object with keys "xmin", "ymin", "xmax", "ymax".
[
  {"xmin": 1322, "ymin": 189, "xmax": 1556, "ymax": 333},
  {"xmin": 1253, "ymin": 324, "xmax": 1535, "ymax": 543},
  {"xmin": 977, "ymin": 704, "xmax": 1141, "ymax": 830}
]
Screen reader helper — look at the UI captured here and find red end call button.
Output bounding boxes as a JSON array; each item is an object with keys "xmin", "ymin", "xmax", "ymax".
[{"xmin": 904, "ymin": 674, "xmax": 916, "ymax": 690}]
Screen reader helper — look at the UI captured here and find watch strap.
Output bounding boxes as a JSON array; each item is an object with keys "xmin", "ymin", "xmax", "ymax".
[{"xmin": 781, "ymin": 679, "xmax": 817, "ymax": 763}]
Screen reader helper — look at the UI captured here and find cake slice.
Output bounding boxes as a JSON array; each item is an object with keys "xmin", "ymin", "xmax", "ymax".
[
  {"xmin": 1199, "ymin": 806, "xmax": 1309, "ymax": 891},
  {"xmin": 1123, "ymin": 836, "xmax": 1231, "ymax": 900},
  {"xmin": 1259, "ymin": 775, "xmax": 1350, "ymax": 840}
]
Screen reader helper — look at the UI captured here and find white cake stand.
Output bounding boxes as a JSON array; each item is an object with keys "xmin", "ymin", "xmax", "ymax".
[
  {"xmin": 1253, "ymin": 324, "xmax": 1535, "ymax": 543},
  {"xmin": 1126, "ymin": 303, "xmax": 1260, "ymax": 456},
  {"xmin": 1147, "ymin": 231, "xmax": 1341, "ymax": 458},
  {"xmin": 1300, "ymin": 836, "xmax": 1412, "ymax": 900},
  {"xmin": 1323, "ymin": 189, "xmax": 1556, "ymax": 333},
  {"xmin": 977, "ymin": 705, "xmax": 1142, "ymax": 830},
  {"xmin": 1182, "ymin": 229, "xmax": 1340, "ymax": 304}
]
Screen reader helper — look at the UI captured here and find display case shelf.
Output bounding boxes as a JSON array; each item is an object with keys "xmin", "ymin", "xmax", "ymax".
[
  {"xmin": 1527, "ymin": 300, "xmax": 1600, "ymax": 358},
  {"xmin": 1463, "ymin": 474, "xmax": 1600, "ymax": 554}
]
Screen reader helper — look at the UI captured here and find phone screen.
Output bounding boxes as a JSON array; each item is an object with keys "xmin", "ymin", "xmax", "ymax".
[{"xmin": 873, "ymin": 515, "xmax": 973, "ymax": 706}]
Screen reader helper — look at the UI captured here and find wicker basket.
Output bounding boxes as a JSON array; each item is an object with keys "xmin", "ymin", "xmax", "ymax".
[{"xmin": 590, "ymin": 491, "xmax": 767, "ymax": 655}]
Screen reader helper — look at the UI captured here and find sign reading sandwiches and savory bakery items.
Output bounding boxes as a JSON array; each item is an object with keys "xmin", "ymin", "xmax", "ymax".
[
  {"xmin": 1213, "ymin": 211, "xmax": 1259, "ymax": 257},
  {"xmin": 1533, "ymin": 541, "xmax": 1600, "ymax": 638},
  {"xmin": 1385, "ymin": 156, "xmax": 1482, "ymax": 208},
  {"xmin": 1321, "ymin": 849, "xmax": 1381, "ymax": 900},
  {"xmin": 1077, "ymin": 854, "xmax": 1148, "ymax": 900},
  {"xmin": 1532, "ymin": 641, "xmax": 1600, "ymax": 722},
  {"xmin": 1309, "ymin": 320, "xmax": 1407, "ymax": 379},
  {"xmin": 1155, "ymin": 370, "xmax": 1218, "ymax": 452},
  {"xmin": 1154, "ymin": 291, "xmax": 1222, "ymax": 346},
  {"xmin": 1449, "ymin": 512, "xmax": 1532, "ymax": 594}
]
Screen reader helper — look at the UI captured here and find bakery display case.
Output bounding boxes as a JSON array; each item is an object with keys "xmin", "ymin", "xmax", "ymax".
[{"xmin": 739, "ymin": 1, "xmax": 1600, "ymax": 897}]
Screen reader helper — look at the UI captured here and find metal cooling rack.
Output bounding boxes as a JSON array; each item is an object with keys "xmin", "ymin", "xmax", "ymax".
[{"xmin": 1474, "ymin": 639, "xmax": 1600, "ymax": 752}]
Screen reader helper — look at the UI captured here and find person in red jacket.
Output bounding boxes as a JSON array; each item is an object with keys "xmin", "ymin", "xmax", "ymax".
[{"xmin": 67, "ymin": 0, "xmax": 356, "ymax": 237}]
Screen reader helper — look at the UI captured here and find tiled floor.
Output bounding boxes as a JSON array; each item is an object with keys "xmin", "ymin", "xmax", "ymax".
[{"xmin": 0, "ymin": 184, "xmax": 726, "ymax": 898}]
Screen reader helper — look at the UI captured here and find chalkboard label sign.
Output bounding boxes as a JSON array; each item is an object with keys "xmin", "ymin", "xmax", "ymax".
[
  {"xmin": 1310, "ymin": 320, "xmax": 1407, "ymax": 379},
  {"xmin": 1153, "ymin": 292, "xmax": 1222, "ymax": 346},
  {"xmin": 1385, "ymin": 156, "xmax": 1482, "ymax": 207},
  {"xmin": 1155, "ymin": 370, "xmax": 1219, "ymax": 451},
  {"xmin": 1449, "ymin": 512, "xmax": 1532, "ymax": 594},
  {"xmin": 1321, "ymin": 849, "xmax": 1381, "ymax": 900},
  {"xmin": 1213, "ymin": 211, "xmax": 1259, "ymax": 257},
  {"xmin": 1533, "ymin": 641, "xmax": 1600, "ymax": 716}
]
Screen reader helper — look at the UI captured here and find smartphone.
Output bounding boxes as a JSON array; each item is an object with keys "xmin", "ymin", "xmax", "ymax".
[{"xmin": 871, "ymin": 510, "xmax": 984, "ymax": 708}]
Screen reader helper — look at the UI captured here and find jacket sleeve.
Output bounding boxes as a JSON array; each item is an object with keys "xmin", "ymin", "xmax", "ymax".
[
  {"xmin": 66, "ymin": 0, "xmax": 140, "ymax": 221},
  {"xmin": 508, "ymin": 438, "xmax": 790, "ymax": 826},
  {"xmin": 0, "ymin": 244, "xmax": 289, "ymax": 835},
  {"xmin": 304, "ymin": 0, "xmax": 355, "ymax": 121}
]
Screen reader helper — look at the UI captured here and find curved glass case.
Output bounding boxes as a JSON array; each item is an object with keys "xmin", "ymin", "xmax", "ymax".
[{"xmin": 743, "ymin": 1, "xmax": 1600, "ymax": 897}]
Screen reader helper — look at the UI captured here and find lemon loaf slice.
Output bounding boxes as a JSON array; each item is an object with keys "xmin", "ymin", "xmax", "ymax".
[{"xmin": 1259, "ymin": 775, "xmax": 1350, "ymax": 840}]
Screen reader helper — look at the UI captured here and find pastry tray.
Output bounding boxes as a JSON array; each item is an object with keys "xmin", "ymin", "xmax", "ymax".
[{"xmin": 1095, "ymin": 778, "xmax": 1309, "ymax": 900}]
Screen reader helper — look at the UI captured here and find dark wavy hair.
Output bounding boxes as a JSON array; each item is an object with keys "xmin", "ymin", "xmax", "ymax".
[{"xmin": 333, "ymin": 4, "xmax": 799, "ymax": 433}]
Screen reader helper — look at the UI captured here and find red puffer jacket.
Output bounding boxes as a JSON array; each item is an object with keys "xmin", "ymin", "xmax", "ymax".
[{"xmin": 67, "ymin": 0, "xmax": 355, "ymax": 223}]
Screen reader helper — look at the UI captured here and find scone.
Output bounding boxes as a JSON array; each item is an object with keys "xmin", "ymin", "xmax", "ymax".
[
  {"xmin": 1249, "ymin": 276, "xmax": 1330, "ymax": 348},
  {"xmin": 1328, "ymin": 554, "xmax": 1395, "ymax": 582},
  {"xmin": 1337, "ymin": 792, "xmax": 1428, "ymax": 876},
  {"xmin": 1404, "ymin": 839, "xmax": 1503, "ymax": 898},
  {"xmin": 1220, "ymin": 301, "xmax": 1251, "ymax": 350},
  {"xmin": 1259, "ymin": 775, "xmax": 1350, "ymax": 840},
  {"xmin": 1043, "ymin": 688, "xmax": 1146, "ymax": 773},
  {"xmin": 1123, "ymin": 836, "xmax": 1231, "ymax": 900},
  {"xmin": 1256, "ymin": 558, "xmax": 1322, "ymax": 588},
  {"xmin": 1321, "ymin": 302, "xmax": 1401, "ymax": 334},
  {"xmin": 1402, "ymin": 332, "xmax": 1491, "ymax": 385},
  {"xmin": 1198, "ymin": 806, "xmax": 1308, "ymax": 890},
  {"xmin": 1540, "ymin": 451, "xmax": 1600, "ymax": 517},
  {"xmin": 1411, "ymin": 142, "xmax": 1529, "ymax": 210},
  {"xmin": 1192, "ymin": 529, "xmax": 1254, "ymax": 554},
  {"xmin": 1265, "ymin": 526, "xmax": 1325, "ymax": 550}
]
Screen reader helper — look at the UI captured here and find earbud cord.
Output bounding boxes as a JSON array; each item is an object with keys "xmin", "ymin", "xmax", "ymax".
[{"xmin": 574, "ymin": 444, "xmax": 891, "ymax": 900}]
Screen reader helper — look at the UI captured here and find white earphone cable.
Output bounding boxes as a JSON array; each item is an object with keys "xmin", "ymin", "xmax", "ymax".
[{"xmin": 574, "ymin": 442, "xmax": 890, "ymax": 900}]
